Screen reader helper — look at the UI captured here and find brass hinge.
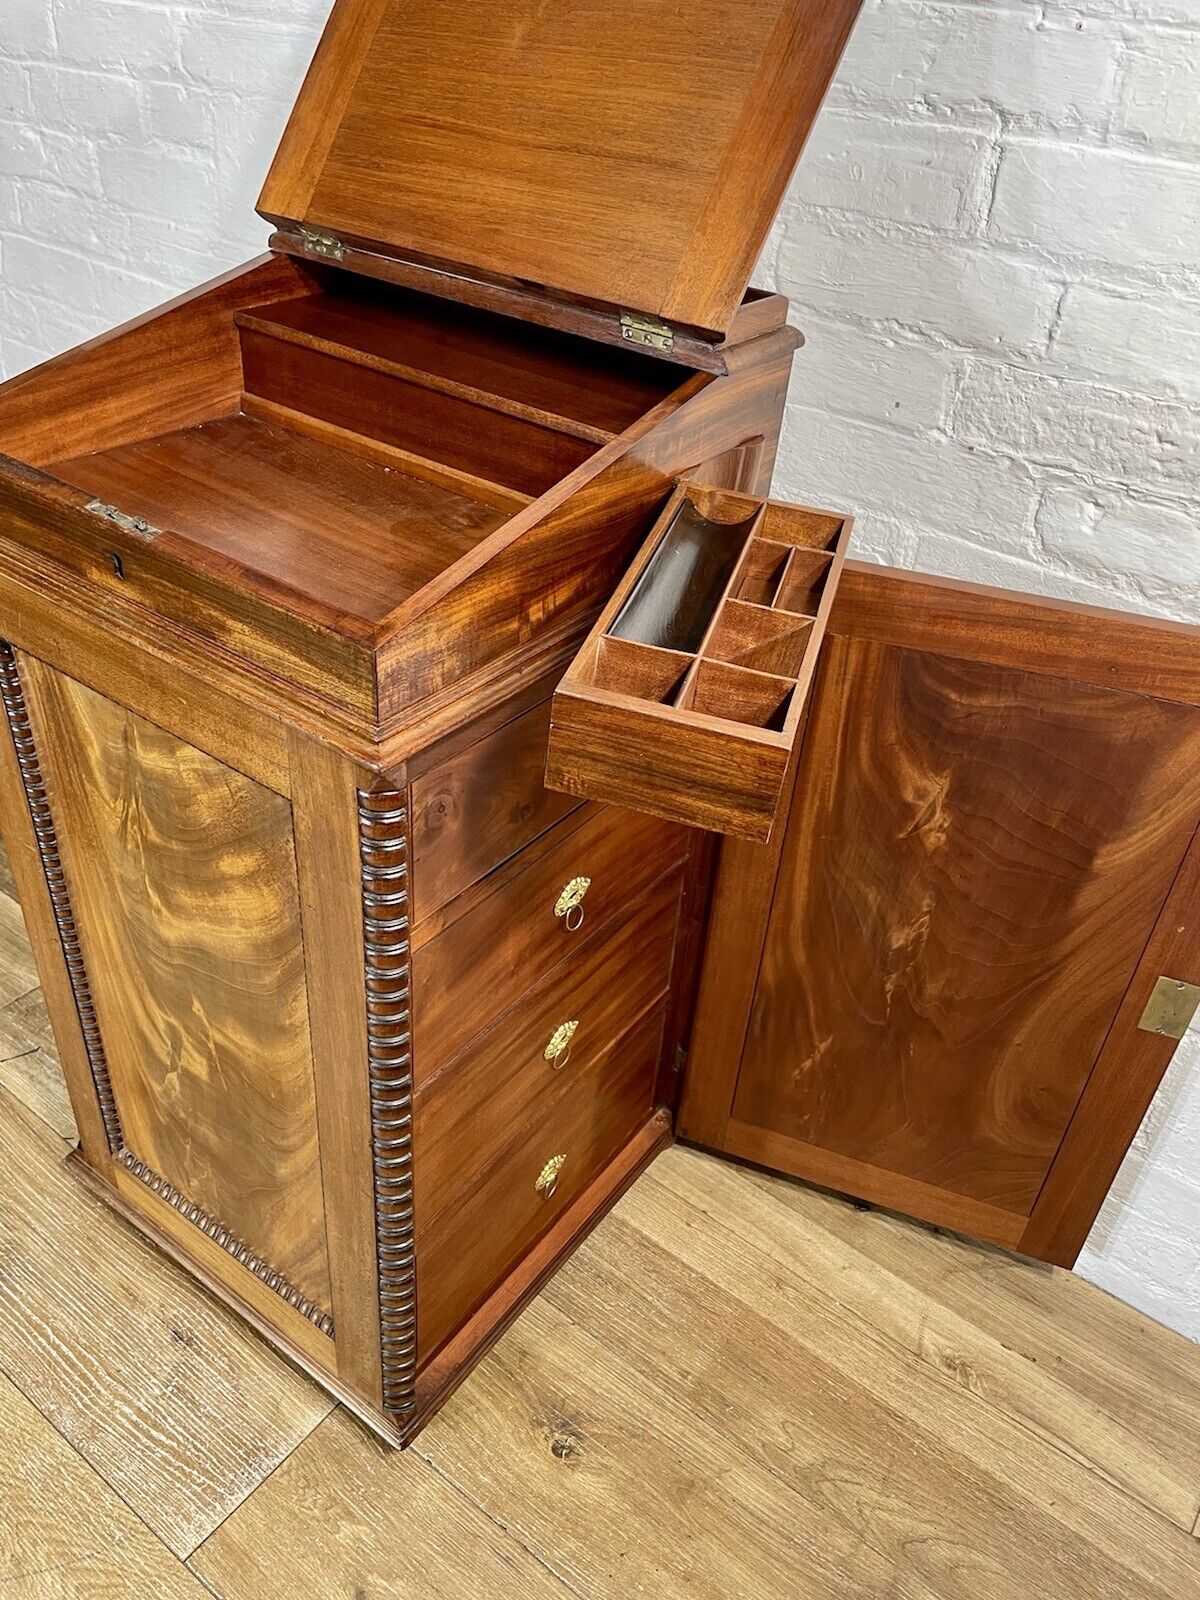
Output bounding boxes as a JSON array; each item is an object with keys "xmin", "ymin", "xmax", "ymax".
[
  {"xmin": 1137, "ymin": 976, "xmax": 1200, "ymax": 1041},
  {"xmin": 620, "ymin": 311, "xmax": 674, "ymax": 353},
  {"xmin": 296, "ymin": 225, "xmax": 345, "ymax": 262},
  {"xmin": 84, "ymin": 499, "xmax": 160, "ymax": 540}
]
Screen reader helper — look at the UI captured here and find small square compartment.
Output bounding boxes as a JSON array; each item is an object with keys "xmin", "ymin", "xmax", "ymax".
[
  {"xmin": 757, "ymin": 504, "xmax": 846, "ymax": 552},
  {"xmin": 589, "ymin": 635, "xmax": 692, "ymax": 703},
  {"xmin": 678, "ymin": 659, "xmax": 794, "ymax": 731},
  {"xmin": 733, "ymin": 540, "xmax": 792, "ymax": 607},
  {"xmin": 704, "ymin": 601, "xmax": 813, "ymax": 678},
  {"xmin": 775, "ymin": 549, "xmax": 835, "ymax": 617}
]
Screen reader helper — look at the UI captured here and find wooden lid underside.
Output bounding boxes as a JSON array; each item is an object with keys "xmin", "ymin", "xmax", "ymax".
[{"xmin": 259, "ymin": 0, "xmax": 864, "ymax": 339}]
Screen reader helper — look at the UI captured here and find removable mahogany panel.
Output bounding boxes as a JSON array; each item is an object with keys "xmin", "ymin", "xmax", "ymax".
[
  {"xmin": 20, "ymin": 656, "xmax": 333, "ymax": 1316},
  {"xmin": 735, "ymin": 629, "xmax": 1200, "ymax": 1220},
  {"xmin": 547, "ymin": 483, "xmax": 851, "ymax": 841}
]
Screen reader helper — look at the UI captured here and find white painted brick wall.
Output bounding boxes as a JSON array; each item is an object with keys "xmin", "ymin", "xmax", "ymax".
[{"xmin": 1, "ymin": 1, "xmax": 1198, "ymax": 1340}]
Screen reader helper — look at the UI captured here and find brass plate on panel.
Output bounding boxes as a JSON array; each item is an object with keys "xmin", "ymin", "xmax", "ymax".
[{"xmin": 1137, "ymin": 976, "xmax": 1200, "ymax": 1041}]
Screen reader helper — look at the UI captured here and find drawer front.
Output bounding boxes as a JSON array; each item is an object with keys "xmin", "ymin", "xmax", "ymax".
[
  {"xmin": 415, "ymin": 1005, "xmax": 665, "ymax": 1358},
  {"xmin": 547, "ymin": 482, "xmax": 851, "ymax": 842},
  {"xmin": 412, "ymin": 803, "xmax": 687, "ymax": 1075},
  {"xmin": 410, "ymin": 696, "xmax": 581, "ymax": 925},
  {"xmin": 415, "ymin": 871, "xmax": 680, "ymax": 1177}
]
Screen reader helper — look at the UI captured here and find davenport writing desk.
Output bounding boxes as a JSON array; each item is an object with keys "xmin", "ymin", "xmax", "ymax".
[{"xmin": 1, "ymin": 0, "xmax": 1198, "ymax": 1448}]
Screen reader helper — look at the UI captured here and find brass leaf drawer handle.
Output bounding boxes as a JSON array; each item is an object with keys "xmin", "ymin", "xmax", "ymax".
[
  {"xmin": 554, "ymin": 875, "xmax": 590, "ymax": 931},
  {"xmin": 544, "ymin": 1019, "xmax": 579, "ymax": 1069},
  {"xmin": 535, "ymin": 1153, "xmax": 567, "ymax": 1199}
]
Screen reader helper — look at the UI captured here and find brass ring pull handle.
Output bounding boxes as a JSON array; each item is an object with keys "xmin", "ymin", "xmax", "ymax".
[
  {"xmin": 554, "ymin": 876, "xmax": 590, "ymax": 932},
  {"xmin": 544, "ymin": 1019, "xmax": 579, "ymax": 1070},
  {"xmin": 535, "ymin": 1153, "xmax": 567, "ymax": 1199}
]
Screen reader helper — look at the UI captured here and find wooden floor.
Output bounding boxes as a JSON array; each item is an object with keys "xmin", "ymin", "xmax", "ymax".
[{"xmin": 1, "ymin": 851, "xmax": 1198, "ymax": 1599}]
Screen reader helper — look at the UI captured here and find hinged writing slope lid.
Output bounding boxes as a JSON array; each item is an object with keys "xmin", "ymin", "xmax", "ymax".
[{"xmin": 259, "ymin": 0, "xmax": 863, "ymax": 340}]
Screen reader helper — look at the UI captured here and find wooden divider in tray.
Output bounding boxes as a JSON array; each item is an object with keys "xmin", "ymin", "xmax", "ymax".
[{"xmin": 546, "ymin": 482, "xmax": 851, "ymax": 840}]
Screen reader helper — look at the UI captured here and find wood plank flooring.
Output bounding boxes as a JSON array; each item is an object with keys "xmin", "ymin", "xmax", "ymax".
[{"xmin": 0, "ymin": 850, "xmax": 1196, "ymax": 1598}]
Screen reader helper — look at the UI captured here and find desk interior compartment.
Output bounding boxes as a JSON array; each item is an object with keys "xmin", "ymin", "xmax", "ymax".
[
  {"xmin": 0, "ymin": 255, "xmax": 681, "ymax": 635},
  {"xmin": 547, "ymin": 483, "xmax": 851, "ymax": 841}
]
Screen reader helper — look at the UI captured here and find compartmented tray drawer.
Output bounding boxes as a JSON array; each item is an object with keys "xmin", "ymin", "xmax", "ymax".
[{"xmin": 546, "ymin": 482, "xmax": 851, "ymax": 840}]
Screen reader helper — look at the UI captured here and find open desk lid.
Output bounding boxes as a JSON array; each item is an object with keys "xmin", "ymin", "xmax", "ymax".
[{"xmin": 259, "ymin": 0, "xmax": 863, "ymax": 343}]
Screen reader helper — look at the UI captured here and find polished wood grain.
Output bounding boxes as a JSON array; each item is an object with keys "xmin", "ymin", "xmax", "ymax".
[
  {"xmin": 7, "ymin": 10, "xmax": 1192, "ymax": 1503},
  {"xmin": 411, "ymin": 1111, "xmax": 671, "ymax": 1430},
  {"xmin": 240, "ymin": 326, "xmax": 595, "ymax": 498},
  {"xmin": 372, "ymin": 343, "xmax": 794, "ymax": 760},
  {"xmin": 735, "ymin": 634, "xmax": 1200, "ymax": 1217},
  {"xmin": 410, "ymin": 695, "xmax": 581, "ymax": 924},
  {"xmin": 415, "ymin": 874, "xmax": 678, "ymax": 1154},
  {"xmin": 237, "ymin": 286, "xmax": 676, "ymax": 438},
  {"xmin": 0, "ymin": 570, "xmax": 293, "ymax": 796},
  {"xmin": 54, "ymin": 412, "xmax": 511, "ymax": 627},
  {"xmin": 261, "ymin": 0, "xmax": 864, "ymax": 336},
  {"xmin": 242, "ymin": 391, "xmax": 534, "ymax": 516},
  {"xmin": 0, "ymin": 12, "xmax": 864, "ymax": 1466},
  {"xmin": 287, "ymin": 733, "xmax": 385, "ymax": 1401},
  {"xmin": 0, "ymin": 290, "xmax": 793, "ymax": 1443},
  {"xmin": 1023, "ymin": 812, "xmax": 1200, "ymax": 1265},
  {"xmin": 0, "ymin": 651, "xmax": 117, "ymax": 1164},
  {"xmin": 0, "ymin": 253, "xmax": 311, "ymax": 467},
  {"xmin": 256, "ymin": 0, "xmax": 394, "ymax": 231},
  {"xmin": 412, "ymin": 804, "xmax": 686, "ymax": 1075},
  {"xmin": 416, "ymin": 1007, "xmax": 665, "ymax": 1359},
  {"xmin": 833, "ymin": 559, "xmax": 1200, "ymax": 706},
  {"xmin": 0, "ymin": 273, "xmax": 794, "ymax": 760},
  {"xmin": 548, "ymin": 687, "xmax": 790, "ymax": 839},
  {"xmin": 682, "ymin": 558, "xmax": 1200, "ymax": 1263},
  {"xmin": 0, "ymin": 462, "xmax": 381, "ymax": 725},
  {"xmin": 21, "ymin": 657, "xmax": 332, "ymax": 1312}
]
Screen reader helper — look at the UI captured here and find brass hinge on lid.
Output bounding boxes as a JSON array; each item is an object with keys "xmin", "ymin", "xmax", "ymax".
[
  {"xmin": 296, "ymin": 226, "xmax": 345, "ymax": 262},
  {"xmin": 620, "ymin": 311, "xmax": 675, "ymax": 353},
  {"xmin": 1137, "ymin": 976, "xmax": 1200, "ymax": 1041}
]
